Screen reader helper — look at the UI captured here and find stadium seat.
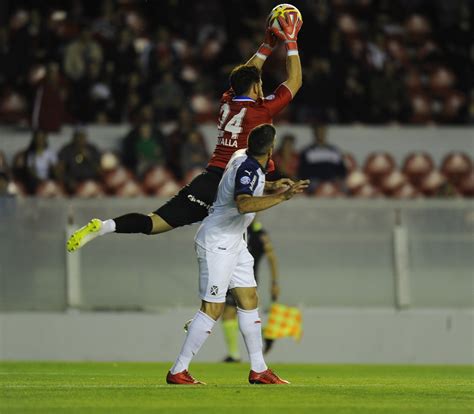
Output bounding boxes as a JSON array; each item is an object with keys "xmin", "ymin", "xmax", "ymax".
[
  {"xmin": 441, "ymin": 152, "xmax": 472, "ymax": 185},
  {"xmin": 142, "ymin": 166, "xmax": 174, "ymax": 195},
  {"xmin": 352, "ymin": 182, "xmax": 381, "ymax": 198},
  {"xmin": 313, "ymin": 182, "xmax": 345, "ymax": 198},
  {"xmin": 402, "ymin": 152, "xmax": 435, "ymax": 186},
  {"xmin": 345, "ymin": 170, "xmax": 368, "ymax": 194},
  {"xmin": 114, "ymin": 179, "xmax": 144, "ymax": 197},
  {"xmin": 363, "ymin": 152, "xmax": 396, "ymax": 186},
  {"xmin": 154, "ymin": 180, "xmax": 182, "ymax": 197},
  {"xmin": 379, "ymin": 170, "xmax": 407, "ymax": 196},
  {"xmin": 103, "ymin": 166, "xmax": 134, "ymax": 193},
  {"xmin": 417, "ymin": 170, "xmax": 447, "ymax": 197},
  {"xmin": 35, "ymin": 180, "xmax": 65, "ymax": 198},
  {"xmin": 75, "ymin": 180, "xmax": 104, "ymax": 198},
  {"xmin": 456, "ymin": 171, "xmax": 474, "ymax": 197},
  {"xmin": 392, "ymin": 182, "xmax": 420, "ymax": 199}
]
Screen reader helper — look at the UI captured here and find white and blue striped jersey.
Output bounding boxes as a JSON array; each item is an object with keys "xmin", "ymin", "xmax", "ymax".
[{"xmin": 195, "ymin": 149, "xmax": 266, "ymax": 253}]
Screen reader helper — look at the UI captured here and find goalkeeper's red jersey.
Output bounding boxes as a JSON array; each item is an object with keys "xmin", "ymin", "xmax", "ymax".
[{"xmin": 208, "ymin": 84, "xmax": 293, "ymax": 170}]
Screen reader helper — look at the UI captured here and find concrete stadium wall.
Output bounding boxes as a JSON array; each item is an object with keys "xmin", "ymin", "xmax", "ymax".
[
  {"xmin": 0, "ymin": 197, "xmax": 473, "ymax": 363},
  {"xmin": 1, "ymin": 125, "xmax": 473, "ymax": 166},
  {"xmin": 1, "ymin": 308, "xmax": 472, "ymax": 364}
]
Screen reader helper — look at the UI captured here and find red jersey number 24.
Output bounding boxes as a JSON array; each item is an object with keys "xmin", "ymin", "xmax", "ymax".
[{"xmin": 217, "ymin": 103, "xmax": 247, "ymax": 140}]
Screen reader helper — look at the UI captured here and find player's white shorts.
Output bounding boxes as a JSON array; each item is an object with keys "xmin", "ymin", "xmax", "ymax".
[{"xmin": 195, "ymin": 243, "xmax": 257, "ymax": 303}]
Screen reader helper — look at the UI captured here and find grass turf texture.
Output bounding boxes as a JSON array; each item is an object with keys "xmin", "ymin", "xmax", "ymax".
[{"xmin": 0, "ymin": 362, "xmax": 472, "ymax": 414}]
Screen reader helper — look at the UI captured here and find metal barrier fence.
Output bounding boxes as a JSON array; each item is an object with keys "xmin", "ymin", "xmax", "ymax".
[{"xmin": 1, "ymin": 197, "xmax": 473, "ymax": 311}]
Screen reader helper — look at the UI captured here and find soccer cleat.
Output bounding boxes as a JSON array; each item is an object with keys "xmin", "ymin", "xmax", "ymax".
[
  {"xmin": 66, "ymin": 219, "xmax": 102, "ymax": 252},
  {"xmin": 166, "ymin": 370, "xmax": 206, "ymax": 385},
  {"xmin": 248, "ymin": 368, "xmax": 290, "ymax": 384}
]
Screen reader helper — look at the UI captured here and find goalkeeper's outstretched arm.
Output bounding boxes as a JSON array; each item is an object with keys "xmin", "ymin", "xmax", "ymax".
[{"xmin": 245, "ymin": 28, "xmax": 277, "ymax": 70}]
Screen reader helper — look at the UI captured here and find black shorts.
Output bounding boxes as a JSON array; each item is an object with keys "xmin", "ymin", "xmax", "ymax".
[{"xmin": 154, "ymin": 167, "xmax": 223, "ymax": 228}]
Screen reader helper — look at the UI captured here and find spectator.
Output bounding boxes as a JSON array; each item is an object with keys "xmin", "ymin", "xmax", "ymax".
[
  {"xmin": 298, "ymin": 124, "xmax": 347, "ymax": 193},
  {"xmin": 12, "ymin": 130, "xmax": 58, "ymax": 194},
  {"xmin": 180, "ymin": 130, "xmax": 209, "ymax": 178},
  {"xmin": 273, "ymin": 134, "xmax": 299, "ymax": 180},
  {"xmin": 31, "ymin": 62, "xmax": 67, "ymax": 132},
  {"xmin": 58, "ymin": 127, "xmax": 102, "ymax": 194},
  {"xmin": 63, "ymin": 29, "xmax": 103, "ymax": 81},
  {"xmin": 152, "ymin": 71, "xmax": 185, "ymax": 121},
  {"xmin": 121, "ymin": 122, "xmax": 166, "ymax": 178}
]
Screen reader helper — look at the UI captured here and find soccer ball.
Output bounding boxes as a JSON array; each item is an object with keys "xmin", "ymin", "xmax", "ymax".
[{"xmin": 267, "ymin": 4, "xmax": 302, "ymax": 37}]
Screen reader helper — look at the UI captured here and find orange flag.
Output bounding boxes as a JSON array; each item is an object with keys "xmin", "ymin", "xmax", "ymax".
[{"xmin": 263, "ymin": 303, "xmax": 302, "ymax": 341}]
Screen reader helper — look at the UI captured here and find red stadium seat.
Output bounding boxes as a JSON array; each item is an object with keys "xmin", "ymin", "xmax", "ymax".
[
  {"xmin": 392, "ymin": 182, "xmax": 420, "ymax": 199},
  {"xmin": 456, "ymin": 172, "xmax": 474, "ymax": 197},
  {"xmin": 35, "ymin": 180, "xmax": 65, "ymax": 198},
  {"xmin": 345, "ymin": 170, "xmax": 368, "ymax": 194},
  {"xmin": 441, "ymin": 152, "xmax": 472, "ymax": 185},
  {"xmin": 402, "ymin": 152, "xmax": 434, "ymax": 186},
  {"xmin": 75, "ymin": 180, "xmax": 104, "ymax": 198},
  {"xmin": 313, "ymin": 182, "xmax": 345, "ymax": 198},
  {"xmin": 379, "ymin": 170, "xmax": 407, "ymax": 196},
  {"xmin": 154, "ymin": 180, "xmax": 182, "ymax": 197},
  {"xmin": 142, "ymin": 166, "xmax": 174, "ymax": 195},
  {"xmin": 363, "ymin": 152, "xmax": 396, "ymax": 186},
  {"xmin": 103, "ymin": 166, "xmax": 133, "ymax": 193},
  {"xmin": 417, "ymin": 170, "xmax": 447, "ymax": 197},
  {"xmin": 352, "ymin": 183, "xmax": 381, "ymax": 198},
  {"xmin": 115, "ymin": 179, "xmax": 144, "ymax": 198}
]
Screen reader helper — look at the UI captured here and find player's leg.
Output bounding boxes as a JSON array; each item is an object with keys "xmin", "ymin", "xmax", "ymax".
[
  {"xmin": 167, "ymin": 245, "xmax": 236, "ymax": 384},
  {"xmin": 67, "ymin": 169, "xmax": 222, "ymax": 252},
  {"xmin": 222, "ymin": 296, "xmax": 240, "ymax": 362},
  {"xmin": 231, "ymin": 249, "xmax": 289, "ymax": 384}
]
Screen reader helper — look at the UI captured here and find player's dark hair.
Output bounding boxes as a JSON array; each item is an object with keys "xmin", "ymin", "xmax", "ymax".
[
  {"xmin": 247, "ymin": 124, "xmax": 276, "ymax": 156},
  {"xmin": 229, "ymin": 65, "xmax": 262, "ymax": 96}
]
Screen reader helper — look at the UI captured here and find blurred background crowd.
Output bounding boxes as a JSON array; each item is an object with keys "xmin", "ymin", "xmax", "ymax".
[{"xmin": 0, "ymin": 0, "xmax": 472, "ymax": 198}]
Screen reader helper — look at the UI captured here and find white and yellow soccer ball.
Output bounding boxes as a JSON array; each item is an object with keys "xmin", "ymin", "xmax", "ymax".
[{"xmin": 267, "ymin": 3, "xmax": 302, "ymax": 36}]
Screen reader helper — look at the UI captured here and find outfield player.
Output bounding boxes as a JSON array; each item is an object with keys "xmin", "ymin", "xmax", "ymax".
[
  {"xmin": 222, "ymin": 218, "xmax": 279, "ymax": 362},
  {"xmin": 67, "ymin": 14, "xmax": 303, "ymax": 252},
  {"xmin": 166, "ymin": 124, "xmax": 309, "ymax": 385}
]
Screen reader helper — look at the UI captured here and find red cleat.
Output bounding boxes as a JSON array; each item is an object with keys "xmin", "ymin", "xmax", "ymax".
[
  {"xmin": 166, "ymin": 370, "xmax": 206, "ymax": 385},
  {"xmin": 248, "ymin": 368, "xmax": 290, "ymax": 384}
]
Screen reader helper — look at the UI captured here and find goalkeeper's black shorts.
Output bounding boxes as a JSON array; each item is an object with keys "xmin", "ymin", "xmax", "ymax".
[{"xmin": 154, "ymin": 166, "xmax": 223, "ymax": 228}]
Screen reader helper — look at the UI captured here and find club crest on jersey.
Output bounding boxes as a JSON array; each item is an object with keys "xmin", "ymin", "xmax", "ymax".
[
  {"xmin": 217, "ymin": 137, "xmax": 238, "ymax": 147},
  {"xmin": 240, "ymin": 176, "xmax": 251, "ymax": 185}
]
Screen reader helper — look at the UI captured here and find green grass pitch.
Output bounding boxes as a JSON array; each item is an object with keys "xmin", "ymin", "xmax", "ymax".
[{"xmin": 1, "ymin": 362, "xmax": 472, "ymax": 413}]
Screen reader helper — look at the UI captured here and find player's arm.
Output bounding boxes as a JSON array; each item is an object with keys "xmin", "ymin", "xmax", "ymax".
[
  {"xmin": 265, "ymin": 178, "xmax": 294, "ymax": 192},
  {"xmin": 236, "ymin": 180, "xmax": 309, "ymax": 214},
  {"xmin": 245, "ymin": 28, "xmax": 278, "ymax": 70},
  {"xmin": 271, "ymin": 14, "xmax": 303, "ymax": 97}
]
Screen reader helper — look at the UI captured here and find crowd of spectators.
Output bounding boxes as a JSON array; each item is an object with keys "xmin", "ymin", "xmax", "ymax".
[
  {"xmin": 0, "ymin": 124, "xmax": 472, "ymax": 198},
  {"xmin": 0, "ymin": 0, "xmax": 472, "ymax": 128}
]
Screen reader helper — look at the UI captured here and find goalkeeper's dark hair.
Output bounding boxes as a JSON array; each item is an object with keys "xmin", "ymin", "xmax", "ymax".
[
  {"xmin": 247, "ymin": 124, "xmax": 276, "ymax": 156},
  {"xmin": 229, "ymin": 65, "xmax": 262, "ymax": 96}
]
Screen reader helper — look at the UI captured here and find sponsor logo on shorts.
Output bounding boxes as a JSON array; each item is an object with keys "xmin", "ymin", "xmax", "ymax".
[
  {"xmin": 240, "ymin": 176, "xmax": 251, "ymax": 185},
  {"xmin": 187, "ymin": 194, "xmax": 211, "ymax": 210},
  {"xmin": 210, "ymin": 285, "xmax": 219, "ymax": 296}
]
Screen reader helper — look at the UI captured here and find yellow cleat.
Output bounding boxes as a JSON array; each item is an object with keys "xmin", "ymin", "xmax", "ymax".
[{"xmin": 66, "ymin": 218, "xmax": 102, "ymax": 252}]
